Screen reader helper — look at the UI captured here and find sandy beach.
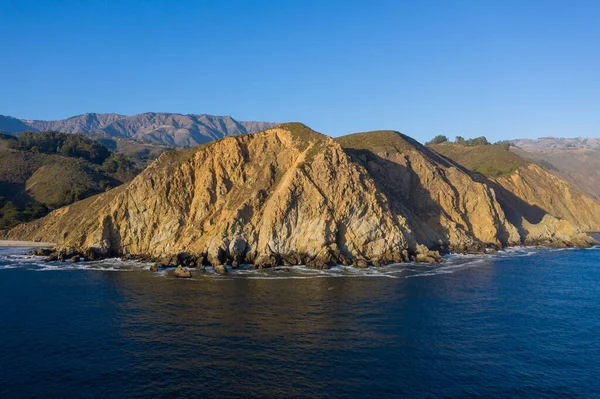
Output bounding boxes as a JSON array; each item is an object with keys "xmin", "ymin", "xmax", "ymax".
[{"xmin": 0, "ymin": 240, "xmax": 55, "ymax": 248}]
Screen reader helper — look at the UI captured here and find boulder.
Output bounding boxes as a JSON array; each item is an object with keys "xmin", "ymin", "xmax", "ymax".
[
  {"xmin": 150, "ymin": 264, "xmax": 159, "ymax": 272},
  {"xmin": 213, "ymin": 264, "xmax": 228, "ymax": 275},
  {"xmin": 33, "ymin": 248, "xmax": 54, "ymax": 257},
  {"xmin": 70, "ymin": 256, "xmax": 80, "ymax": 263},
  {"xmin": 173, "ymin": 265, "xmax": 191, "ymax": 278}
]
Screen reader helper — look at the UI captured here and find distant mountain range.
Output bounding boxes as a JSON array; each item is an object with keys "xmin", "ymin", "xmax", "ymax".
[
  {"xmin": 509, "ymin": 137, "xmax": 600, "ymax": 150},
  {"xmin": 0, "ymin": 113, "xmax": 278, "ymax": 147},
  {"xmin": 508, "ymin": 137, "xmax": 600, "ymax": 201}
]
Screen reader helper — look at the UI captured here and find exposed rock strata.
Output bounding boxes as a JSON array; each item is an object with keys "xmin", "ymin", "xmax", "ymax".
[
  {"xmin": 490, "ymin": 164, "xmax": 600, "ymax": 234},
  {"xmin": 8, "ymin": 124, "xmax": 597, "ymax": 268}
]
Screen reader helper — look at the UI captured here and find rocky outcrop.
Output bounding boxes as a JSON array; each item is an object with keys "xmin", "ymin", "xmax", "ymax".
[
  {"xmin": 336, "ymin": 131, "xmax": 521, "ymax": 251},
  {"xmin": 173, "ymin": 265, "xmax": 191, "ymax": 278},
  {"xmin": 8, "ymin": 124, "xmax": 597, "ymax": 267},
  {"xmin": 491, "ymin": 164, "xmax": 600, "ymax": 234}
]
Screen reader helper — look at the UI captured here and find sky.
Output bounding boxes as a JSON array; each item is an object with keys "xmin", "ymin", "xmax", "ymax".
[{"xmin": 1, "ymin": 0, "xmax": 599, "ymax": 142}]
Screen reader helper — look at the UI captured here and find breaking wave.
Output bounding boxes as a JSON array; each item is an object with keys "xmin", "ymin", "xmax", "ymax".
[{"xmin": 1, "ymin": 244, "xmax": 597, "ymax": 279}]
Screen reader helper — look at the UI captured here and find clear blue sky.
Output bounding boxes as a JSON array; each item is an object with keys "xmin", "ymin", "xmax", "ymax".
[{"xmin": 1, "ymin": 0, "xmax": 599, "ymax": 142}]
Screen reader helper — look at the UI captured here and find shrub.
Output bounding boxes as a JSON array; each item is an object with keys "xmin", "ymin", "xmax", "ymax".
[{"xmin": 425, "ymin": 135, "xmax": 448, "ymax": 145}]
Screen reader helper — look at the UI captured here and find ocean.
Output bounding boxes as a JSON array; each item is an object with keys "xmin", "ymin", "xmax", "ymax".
[{"xmin": 1, "ymin": 246, "xmax": 599, "ymax": 398}]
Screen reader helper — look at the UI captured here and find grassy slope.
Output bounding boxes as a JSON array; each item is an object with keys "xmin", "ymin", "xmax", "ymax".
[
  {"xmin": 335, "ymin": 130, "xmax": 417, "ymax": 153},
  {"xmin": 428, "ymin": 143, "xmax": 529, "ymax": 177},
  {"xmin": 0, "ymin": 135, "xmax": 136, "ymax": 229},
  {"xmin": 93, "ymin": 136, "xmax": 173, "ymax": 165}
]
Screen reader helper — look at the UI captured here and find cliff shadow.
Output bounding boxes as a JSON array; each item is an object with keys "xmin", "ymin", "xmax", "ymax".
[
  {"xmin": 428, "ymin": 152, "xmax": 549, "ymax": 239},
  {"xmin": 341, "ymin": 148, "xmax": 453, "ymax": 249}
]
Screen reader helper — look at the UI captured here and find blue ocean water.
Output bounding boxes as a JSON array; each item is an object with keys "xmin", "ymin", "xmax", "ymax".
[{"xmin": 1, "ymin": 246, "xmax": 599, "ymax": 398}]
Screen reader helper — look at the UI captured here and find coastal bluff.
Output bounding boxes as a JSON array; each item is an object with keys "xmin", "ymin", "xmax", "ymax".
[{"xmin": 7, "ymin": 123, "xmax": 597, "ymax": 268}]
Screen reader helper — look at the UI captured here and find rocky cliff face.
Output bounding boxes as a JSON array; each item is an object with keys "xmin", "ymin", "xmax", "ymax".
[
  {"xmin": 335, "ymin": 131, "xmax": 521, "ymax": 251},
  {"xmin": 430, "ymin": 141, "xmax": 600, "ymax": 240},
  {"xmin": 490, "ymin": 164, "xmax": 600, "ymax": 234},
  {"xmin": 511, "ymin": 146, "xmax": 600, "ymax": 201},
  {"xmin": 8, "ymin": 124, "xmax": 596, "ymax": 266}
]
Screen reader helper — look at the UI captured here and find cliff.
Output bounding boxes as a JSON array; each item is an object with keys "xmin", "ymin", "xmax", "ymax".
[
  {"xmin": 8, "ymin": 124, "xmax": 596, "ymax": 267},
  {"xmin": 335, "ymin": 131, "xmax": 520, "ymax": 251},
  {"xmin": 430, "ymin": 142, "xmax": 600, "ymax": 238},
  {"xmin": 491, "ymin": 164, "xmax": 600, "ymax": 234}
]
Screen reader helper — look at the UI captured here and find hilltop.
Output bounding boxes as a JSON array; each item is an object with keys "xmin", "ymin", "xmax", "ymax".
[
  {"xmin": 0, "ymin": 132, "xmax": 139, "ymax": 229},
  {"xmin": 428, "ymin": 140, "xmax": 529, "ymax": 177}
]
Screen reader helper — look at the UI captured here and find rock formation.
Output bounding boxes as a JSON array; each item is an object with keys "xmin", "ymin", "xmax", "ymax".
[
  {"xmin": 489, "ymin": 164, "xmax": 600, "ymax": 239},
  {"xmin": 8, "ymin": 123, "xmax": 597, "ymax": 268}
]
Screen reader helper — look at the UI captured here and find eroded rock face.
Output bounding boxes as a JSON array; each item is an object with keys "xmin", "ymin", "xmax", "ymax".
[
  {"xmin": 491, "ymin": 164, "xmax": 600, "ymax": 234},
  {"xmin": 336, "ymin": 131, "xmax": 521, "ymax": 249},
  {"xmin": 8, "ymin": 124, "xmax": 597, "ymax": 266}
]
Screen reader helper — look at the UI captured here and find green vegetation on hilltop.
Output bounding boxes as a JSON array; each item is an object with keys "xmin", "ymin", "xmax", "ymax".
[
  {"xmin": 0, "ymin": 132, "xmax": 141, "ymax": 229},
  {"xmin": 278, "ymin": 122, "xmax": 326, "ymax": 144},
  {"xmin": 336, "ymin": 130, "xmax": 419, "ymax": 154},
  {"xmin": 425, "ymin": 135, "xmax": 448, "ymax": 145},
  {"xmin": 11, "ymin": 131, "xmax": 111, "ymax": 164},
  {"xmin": 428, "ymin": 139, "xmax": 528, "ymax": 177}
]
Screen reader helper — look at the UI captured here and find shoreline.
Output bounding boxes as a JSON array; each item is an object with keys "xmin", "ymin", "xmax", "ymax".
[
  {"xmin": 0, "ymin": 240, "xmax": 55, "ymax": 248},
  {"xmin": 3, "ymin": 240, "xmax": 598, "ymax": 270}
]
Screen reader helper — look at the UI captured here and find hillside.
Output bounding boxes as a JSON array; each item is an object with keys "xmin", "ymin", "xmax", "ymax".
[
  {"xmin": 428, "ymin": 142, "xmax": 529, "ymax": 177},
  {"xmin": 8, "ymin": 124, "xmax": 595, "ymax": 266},
  {"xmin": 0, "ymin": 112, "xmax": 278, "ymax": 147},
  {"xmin": 336, "ymin": 131, "xmax": 520, "ymax": 250},
  {"xmin": 428, "ymin": 140, "xmax": 600, "ymax": 233},
  {"xmin": 509, "ymin": 139, "xmax": 600, "ymax": 201},
  {"xmin": 0, "ymin": 132, "xmax": 139, "ymax": 229}
]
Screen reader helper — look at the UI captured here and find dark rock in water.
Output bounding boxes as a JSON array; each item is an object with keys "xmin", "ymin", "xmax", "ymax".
[
  {"xmin": 415, "ymin": 245, "xmax": 442, "ymax": 263},
  {"xmin": 150, "ymin": 264, "xmax": 159, "ymax": 272},
  {"xmin": 231, "ymin": 261, "xmax": 240, "ymax": 269},
  {"xmin": 173, "ymin": 265, "xmax": 191, "ymax": 278},
  {"xmin": 43, "ymin": 254, "xmax": 58, "ymax": 262},
  {"xmin": 70, "ymin": 256, "xmax": 79, "ymax": 263},
  {"xmin": 33, "ymin": 248, "xmax": 54, "ymax": 257},
  {"xmin": 83, "ymin": 248, "xmax": 107, "ymax": 261},
  {"xmin": 59, "ymin": 254, "xmax": 66, "ymax": 262},
  {"xmin": 213, "ymin": 264, "xmax": 227, "ymax": 275}
]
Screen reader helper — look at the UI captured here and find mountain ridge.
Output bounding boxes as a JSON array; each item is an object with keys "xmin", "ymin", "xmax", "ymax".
[{"xmin": 0, "ymin": 112, "xmax": 278, "ymax": 147}]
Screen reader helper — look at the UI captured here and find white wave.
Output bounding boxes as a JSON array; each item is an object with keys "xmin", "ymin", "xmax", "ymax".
[{"xmin": 2, "ymin": 241, "xmax": 593, "ymax": 278}]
